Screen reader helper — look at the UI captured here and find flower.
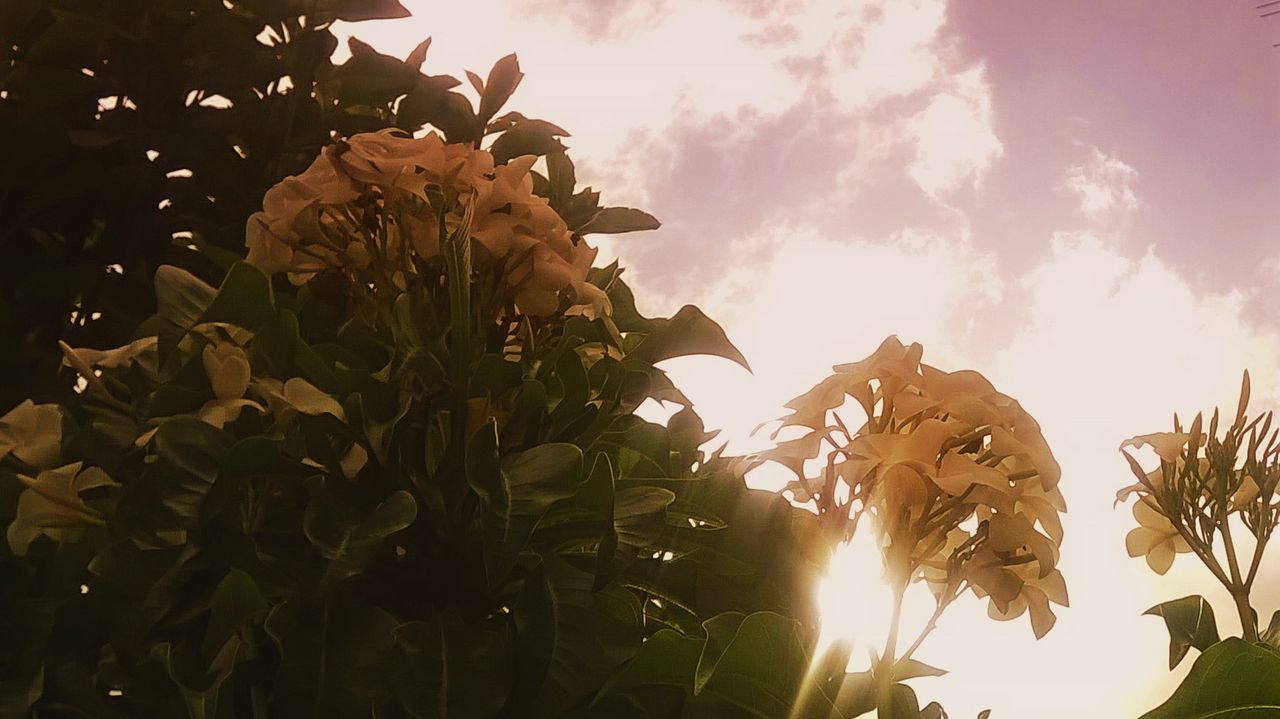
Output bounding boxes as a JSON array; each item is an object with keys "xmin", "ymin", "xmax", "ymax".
[
  {"xmin": 7, "ymin": 462, "xmax": 117, "ymax": 555},
  {"xmin": 1125, "ymin": 498, "xmax": 1191, "ymax": 574},
  {"xmin": 1121, "ymin": 432, "xmax": 1196, "ymax": 464},
  {"xmin": 197, "ymin": 342, "xmax": 262, "ymax": 428},
  {"xmin": 245, "ymin": 131, "xmax": 605, "ymax": 318},
  {"xmin": 0, "ymin": 400, "xmax": 63, "ymax": 469},
  {"xmin": 981, "ymin": 559, "xmax": 1068, "ymax": 639}
]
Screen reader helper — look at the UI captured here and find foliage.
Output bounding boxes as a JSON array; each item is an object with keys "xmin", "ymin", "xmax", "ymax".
[
  {"xmin": 0, "ymin": 33, "xmax": 827, "ymax": 719},
  {"xmin": 1119, "ymin": 371, "xmax": 1280, "ymax": 717},
  {"xmin": 0, "ymin": 0, "xmax": 483, "ymax": 410},
  {"xmin": 753, "ymin": 336, "xmax": 1066, "ymax": 716}
]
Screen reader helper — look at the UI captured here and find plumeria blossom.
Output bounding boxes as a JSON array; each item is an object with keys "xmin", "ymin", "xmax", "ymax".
[
  {"xmin": 757, "ymin": 336, "xmax": 1067, "ymax": 641},
  {"xmin": 244, "ymin": 129, "xmax": 604, "ymax": 317},
  {"xmin": 0, "ymin": 400, "xmax": 63, "ymax": 469},
  {"xmin": 197, "ymin": 341, "xmax": 263, "ymax": 428},
  {"xmin": 1124, "ymin": 498, "xmax": 1191, "ymax": 575},
  {"xmin": 8, "ymin": 462, "xmax": 117, "ymax": 556}
]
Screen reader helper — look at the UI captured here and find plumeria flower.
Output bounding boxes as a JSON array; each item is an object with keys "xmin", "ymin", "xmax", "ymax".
[
  {"xmin": 197, "ymin": 341, "xmax": 263, "ymax": 428},
  {"xmin": 251, "ymin": 377, "xmax": 346, "ymax": 423},
  {"xmin": 7, "ymin": 462, "xmax": 117, "ymax": 555},
  {"xmin": 1121, "ymin": 432, "xmax": 1198, "ymax": 464},
  {"xmin": 1125, "ymin": 498, "xmax": 1192, "ymax": 575},
  {"xmin": 984, "ymin": 560, "xmax": 1069, "ymax": 639},
  {"xmin": 0, "ymin": 400, "xmax": 63, "ymax": 469}
]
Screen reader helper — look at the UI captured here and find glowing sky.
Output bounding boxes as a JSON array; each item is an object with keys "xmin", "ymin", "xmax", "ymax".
[{"xmin": 339, "ymin": 2, "xmax": 1280, "ymax": 716}]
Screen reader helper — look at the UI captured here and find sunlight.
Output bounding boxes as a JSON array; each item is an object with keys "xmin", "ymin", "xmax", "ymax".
[{"xmin": 815, "ymin": 527, "xmax": 946, "ymax": 674}]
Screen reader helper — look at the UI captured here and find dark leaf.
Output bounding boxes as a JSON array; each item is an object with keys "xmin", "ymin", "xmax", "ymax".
[
  {"xmin": 1140, "ymin": 638, "xmax": 1280, "ymax": 719},
  {"xmin": 579, "ymin": 207, "xmax": 661, "ymax": 235},
  {"xmin": 477, "ymin": 54, "xmax": 524, "ymax": 126},
  {"xmin": 635, "ymin": 305, "xmax": 751, "ymax": 372},
  {"xmin": 1144, "ymin": 595, "xmax": 1220, "ymax": 669},
  {"xmin": 303, "ymin": 477, "xmax": 417, "ymax": 592}
]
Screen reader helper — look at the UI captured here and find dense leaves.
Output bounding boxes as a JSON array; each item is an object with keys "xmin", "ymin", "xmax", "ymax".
[{"xmin": 0, "ymin": 18, "xmax": 829, "ymax": 715}]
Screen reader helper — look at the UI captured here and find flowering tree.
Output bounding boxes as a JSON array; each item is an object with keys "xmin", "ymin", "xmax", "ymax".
[
  {"xmin": 1118, "ymin": 371, "xmax": 1280, "ymax": 718},
  {"xmin": 0, "ymin": 33, "xmax": 832, "ymax": 718},
  {"xmin": 755, "ymin": 336, "xmax": 1067, "ymax": 717}
]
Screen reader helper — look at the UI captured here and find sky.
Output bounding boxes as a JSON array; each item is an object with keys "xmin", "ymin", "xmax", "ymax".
[{"xmin": 337, "ymin": 2, "xmax": 1280, "ymax": 716}]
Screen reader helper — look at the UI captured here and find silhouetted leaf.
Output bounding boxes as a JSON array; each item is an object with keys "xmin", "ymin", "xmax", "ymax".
[
  {"xmin": 1145, "ymin": 595, "xmax": 1220, "ymax": 669},
  {"xmin": 1140, "ymin": 638, "xmax": 1280, "ymax": 719},
  {"xmin": 579, "ymin": 207, "xmax": 661, "ymax": 235}
]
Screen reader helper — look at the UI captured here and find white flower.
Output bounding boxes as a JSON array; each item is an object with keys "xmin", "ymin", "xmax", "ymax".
[
  {"xmin": 0, "ymin": 400, "xmax": 63, "ymax": 469},
  {"xmin": 7, "ymin": 462, "xmax": 117, "ymax": 556}
]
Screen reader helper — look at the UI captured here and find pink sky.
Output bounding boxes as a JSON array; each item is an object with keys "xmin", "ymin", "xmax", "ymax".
[{"xmin": 341, "ymin": 2, "xmax": 1279, "ymax": 716}]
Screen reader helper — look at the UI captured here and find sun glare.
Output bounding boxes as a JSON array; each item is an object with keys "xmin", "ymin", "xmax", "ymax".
[{"xmin": 815, "ymin": 527, "xmax": 943, "ymax": 675}]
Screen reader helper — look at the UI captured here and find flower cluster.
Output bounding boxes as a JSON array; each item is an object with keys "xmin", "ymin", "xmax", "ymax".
[
  {"xmin": 245, "ymin": 129, "xmax": 607, "ymax": 317},
  {"xmin": 1118, "ymin": 372, "xmax": 1278, "ymax": 582},
  {"xmin": 757, "ymin": 336, "xmax": 1067, "ymax": 638}
]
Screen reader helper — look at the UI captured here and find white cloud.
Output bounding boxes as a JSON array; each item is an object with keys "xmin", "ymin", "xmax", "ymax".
[
  {"xmin": 658, "ymin": 227, "xmax": 1002, "ymax": 461},
  {"xmin": 1061, "ymin": 146, "xmax": 1141, "ymax": 221},
  {"xmin": 907, "ymin": 66, "xmax": 1004, "ymax": 197}
]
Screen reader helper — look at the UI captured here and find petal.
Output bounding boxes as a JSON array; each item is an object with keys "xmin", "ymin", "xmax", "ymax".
[
  {"xmin": 1025, "ymin": 587, "xmax": 1057, "ymax": 639},
  {"xmin": 1126, "ymin": 527, "xmax": 1164, "ymax": 557},
  {"xmin": 1146, "ymin": 539, "xmax": 1176, "ymax": 575},
  {"xmin": 281, "ymin": 378, "xmax": 345, "ymax": 420}
]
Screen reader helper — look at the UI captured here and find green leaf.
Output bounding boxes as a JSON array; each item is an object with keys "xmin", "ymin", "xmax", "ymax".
[
  {"xmin": 920, "ymin": 700, "xmax": 949, "ymax": 719},
  {"xmin": 152, "ymin": 417, "xmax": 232, "ymax": 527},
  {"xmin": 154, "ymin": 265, "xmax": 216, "ymax": 359},
  {"xmin": 1144, "ymin": 595, "xmax": 1220, "ymax": 669},
  {"xmin": 477, "ymin": 53, "xmax": 524, "ymax": 126},
  {"xmin": 1140, "ymin": 638, "xmax": 1280, "ymax": 719},
  {"xmin": 512, "ymin": 554, "xmax": 643, "ymax": 718},
  {"xmin": 828, "ymin": 671, "xmax": 876, "ymax": 719},
  {"xmin": 695, "ymin": 612, "xmax": 809, "ymax": 719},
  {"xmin": 152, "ymin": 637, "xmax": 241, "ymax": 719},
  {"xmin": 1260, "ymin": 610, "xmax": 1280, "ymax": 649},
  {"xmin": 595, "ymin": 629, "xmax": 702, "ymax": 695},
  {"xmin": 635, "ymin": 305, "xmax": 751, "ymax": 372},
  {"xmin": 303, "ymin": 477, "xmax": 417, "ymax": 593},
  {"xmin": 893, "ymin": 658, "xmax": 948, "ymax": 682},
  {"xmin": 201, "ymin": 569, "xmax": 268, "ymax": 665},
  {"xmin": 490, "ymin": 120, "xmax": 569, "ymax": 165},
  {"xmin": 579, "ymin": 207, "xmax": 661, "ymax": 235},
  {"xmin": 694, "ymin": 612, "xmax": 747, "ymax": 695},
  {"xmin": 0, "ymin": 668, "xmax": 42, "ymax": 718},
  {"xmin": 467, "ymin": 423, "xmax": 585, "ymax": 585},
  {"xmin": 198, "ymin": 261, "xmax": 275, "ymax": 332},
  {"xmin": 391, "ymin": 613, "xmax": 513, "ymax": 718},
  {"xmin": 265, "ymin": 598, "xmax": 400, "ymax": 719},
  {"xmin": 882, "ymin": 683, "xmax": 923, "ymax": 719},
  {"xmin": 612, "ymin": 486, "xmax": 676, "ymax": 548},
  {"xmin": 331, "ymin": 0, "xmax": 411, "ymax": 21}
]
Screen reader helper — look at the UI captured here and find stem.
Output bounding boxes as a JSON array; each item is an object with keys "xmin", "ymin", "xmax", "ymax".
[
  {"xmin": 1220, "ymin": 518, "xmax": 1258, "ymax": 640},
  {"xmin": 875, "ymin": 580, "xmax": 907, "ymax": 711},
  {"xmin": 899, "ymin": 583, "xmax": 963, "ymax": 664}
]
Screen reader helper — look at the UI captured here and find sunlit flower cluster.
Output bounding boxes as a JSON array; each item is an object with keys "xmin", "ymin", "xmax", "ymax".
[
  {"xmin": 1118, "ymin": 373, "xmax": 1279, "ymax": 578},
  {"xmin": 245, "ymin": 129, "xmax": 607, "ymax": 316},
  {"xmin": 758, "ymin": 336, "xmax": 1068, "ymax": 639}
]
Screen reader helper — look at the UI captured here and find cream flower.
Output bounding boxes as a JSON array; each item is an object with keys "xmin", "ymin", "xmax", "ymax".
[
  {"xmin": 197, "ymin": 342, "xmax": 262, "ymax": 428},
  {"xmin": 985, "ymin": 562, "xmax": 1069, "ymax": 639},
  {"xmin": 0, "ymin": 400, "xmax": 63, "ymax": 469},
  {"xmin": 1121, "ymin": 432, "xmax": 1197, "ymax": 464},
  {"xmin": 1125, "ymin": 499, "xmax": 1191, "ymax": 574},
  {"xmin": 7, "ymin": 462, "xmax": 117, "ymax": 555}
]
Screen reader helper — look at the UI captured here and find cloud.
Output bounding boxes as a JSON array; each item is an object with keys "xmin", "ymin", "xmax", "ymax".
[
  {"xmin": 509, "ymin": 0, "xmax": 673, "ymax": 39},
  {"xmin": 1061, "ymin": 146, "xmax": 1141, "ymax": 222},
  {"xmin": 591, "ymin": 0, "xmax": 1003, "ymax": 299},
  {"xmin": 654, "ymin": 227, "xmax": 1002, "ymax": 458},
  {"xmin": 906, "ymin": 66, "xmax": 1003, "ymax": 197}
]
